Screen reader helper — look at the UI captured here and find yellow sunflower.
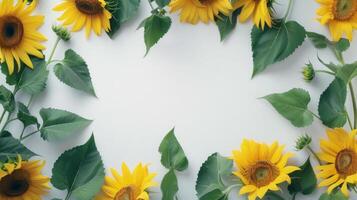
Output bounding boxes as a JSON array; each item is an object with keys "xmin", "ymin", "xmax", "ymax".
[
  {"xmin": 169, "ymin": 0, "xmax": 232, "ymax": 24},
  {"xmin": 316, "ymin": 0, "xmax": 357, "ymax": 41},
  {"xmin": 317, "ymin": 128, "xmax": 357, "ymax": 197},
  {"xmin": 0, "ymin": 156, "xmax": 50, "ymax": 199},
  {"xmin": 232, "ymin": 139, "xmax": 300, "ymax": 200},
  {"xmin": 53, "ymin": 0, "xmax": 112, "ymax": 37},
  {"xmin": 234, "ymin": 0, "xmax": 272, "ymax": 29},
  {"xmin": 96, "ymin": 162, "xmax": 157, "ymax": 200},
  {"xmin": 0, "ymin": 0, "xmax": 46, "ymax": 74}
]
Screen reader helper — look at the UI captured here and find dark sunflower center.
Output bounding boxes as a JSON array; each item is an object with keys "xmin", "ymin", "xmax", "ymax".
[
  {"xmin": 0, "ymin": 169, "xmax": 30, "ymax": 197},
  {"xmin": 75, "ymin": 0, "xmax": 103, "ymax": 15},
  {"xmin": 248, "ymin": 161, "xmax": 279, "ymax": 187},
  {"xmin": 114, "ymin": 186, "xmax": 135, "ymax": 200},
  {"xmin": 198, "ymin": 0, "xmax": 213, "ymax": 5},
  {"xmin": 335, "ymin": 149, "xmax": 357, "ymax": 176},
  {"xmin": 0, "ymin": 16, "xmax": 24, "ymax": 48},
  {"xmin": 333, "ymin": 0, "xmax": 356, "ymax": 20}
]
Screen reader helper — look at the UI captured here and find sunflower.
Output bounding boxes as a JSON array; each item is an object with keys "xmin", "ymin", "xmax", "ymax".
[
  {"xmin": 169, "ymin": 0, "xmax": 232, "ymax": 24},
  {"xmin": 317, "ymin": 128, "xmax": 357, "ymax": 197},
  {"xmin": 234, "ymin": 0, "xmax": 272, "ymax": 29},
  {"xmin": 0, "ymin": 156, "xmax": 50, "ymax": 199},
  {"xmin": 316, "ymin": 0, "xmax": 357, "ymax": 41},
  {"xmin": 96, "ymin": 162, "xmax": 157, "ymax": 200},
  {"xmin": 0, "ymin": 0, "xmax": 46, "ymax": 74},
  {"xmin": 53, "ymin": 0, "xmax": 112, "ymax": 37},
  {"xmin": 231, "ymin": 139, "xmax": 300, "ymax": 200}
]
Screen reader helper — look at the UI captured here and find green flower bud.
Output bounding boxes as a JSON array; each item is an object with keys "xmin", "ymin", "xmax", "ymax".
[
  {"xmin": 52, "ymin": 25, "xmax": 71, "ymax": 41},
  {"xmin": 302, "ymin": 63, "xmax": 315, "ymax": 82},
  {"xmin": 295, "ymin": 134, "xmax": 312, "ymax": 151}
]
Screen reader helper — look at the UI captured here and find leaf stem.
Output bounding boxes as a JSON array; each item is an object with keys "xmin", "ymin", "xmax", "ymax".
[
  {"xmin": 20, "ymin": 130, "xmax": 39, "ymax": 141},
  {"xmin": 283, "ymin": 0, "xmax": 294, "ymax": 21},
  {"xmin": 349, "ymin": 83, "xmax": 357, "ymax": 129},
  {"xmin": 19, "ymin": 127, "xmax": 26, "ymax": 140},
  {"xmin": 347, "ymin": 111, "xmax": 354, "ymax": 130},
  {"xmin": 315, "ymin": 70, "xmax": 335, "ymax": 76},
  {"xmin": 148, "ymin": 0, "xmax": 155, "ymax": 10},
  {"xmin": 307, "ymin": 146, "xmax": 322, "ymax": 165},
  {"xmin": 310, "ymin": 111, "xmax": 321, "ymax": 120},
  {"xmin": 0, "ymin": 110, "xmax": 6, "ymax": 125},
  {"xmin": 47, "ymin": 36, "xmax": 61, "ymax": 65}
]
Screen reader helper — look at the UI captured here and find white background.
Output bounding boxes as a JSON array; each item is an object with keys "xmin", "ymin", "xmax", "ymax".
[{"xmin": 3, "ymin": 0, "xmax": 357, "ymax": 199}]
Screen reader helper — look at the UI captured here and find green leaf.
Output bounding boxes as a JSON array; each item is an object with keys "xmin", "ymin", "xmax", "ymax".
[
  {"xmin": 319, "ymin": 191, "xmax": 348, "ymax": 200},
  {"xmin": 251, "ymin": 20, "xmax": 306, "ymax": 77},
  {"xmin": 196, "ymin": 153, "xmax": 234, "ymax": 200},
  {"xmin": 155, "ymin": 0, "xmax": 170, "ymax": 7},
  {"xmin": 318, "ymin": 78, "xmax": 347, "ymax": 128},
  {"xmin": 1, "ymin": 63, "xmax": 24, "ymax": 86},
  {"xmin": 262, "ymin": 192, "xmax": 285, "ymax": 200},
  {"xmin": 54, "ymin": 49, "xmax": 96, "ymax": 97},
  {"xmin": 0, "ymin": 85, "xmax": 15, "ymax": 112},
  {"xmin": 334, "ymin": 38, "xmax": 350, "ymax": 53},
  {"xmin": 107, "ymin": 0, "xmax": 140, "ymax": 37},
  {"xmin": 161, "ymin": 169, "xmax": 178, "ymax": 200},
  {"xmin": 288, "ymin": 158, "xmax": 317, "ymax": 195},
  {"xmin": 159, "ymin": 128, "xmax": 188, "ymax": 171},
  {"xmin": 307, "ymin": 32, "xmax": 329, "ymax": 49},
  {"xmin": 16, "ymin": 58, "xmax": 49, "ymax": 95},
  {"xmin": 51, "ymin": 135, "xmax": 105, "ymax": 200},
  {"xmin": 143, "ymin": 14, "xmax": 171, "ymax": 55},
  {"xmin": 17, "ymin": 102, "xmax": 39, "ymax": 128},
  {"xmin": 0, "ymin": 134, "xmax": 37, "ymax": 162},
  {"xmin": 215, "ymin": 9, "xmax": 241, "ymax": 41},
  {"xmin": 263, "ymin": 88, "xmax": 313, "ymax": 127},
  {"xmin": 336, "ymin": 62, "xmax": 357, "ymax": 84},
  {"xmin": 39, "ymin": 108, "xmax": 92, "ymax": 141}
]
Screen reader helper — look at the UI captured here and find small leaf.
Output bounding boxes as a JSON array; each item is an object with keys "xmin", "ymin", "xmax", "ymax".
[
  {"xmin": 263, "ymin": 88, "xmax": 313, "ymax": 127},
  {"xmin": 318, "ymin": 78, "xmax": 347, "ymax": 128},
  {"xmin": 155, "ymin": 0, "xmax": 170, "ymax": 7},
  {"xmin": 262, "ymin": 192, "xmax": 285, "ymax": 200},
  {"xmin": 334, "ymin": 38, "xmax": 350, "ymax": 53},
  {"xmin": 288, "ymin": 158, "xmax": 317, "ymax": 195},
  {"xmin": 143, "ymin": 14, "xmax": 171, "ymax": 55},
  {"xmin": 0, "ymin": 85, "xmax": 15, "ymax": 112},
  {"xmin": 307, "ymin": 32, "xmax": 329, "ymax": 49},
  {"xmin": 17, "ymin": 102, "xmax": 39, "ymax": 128},
  {"xmin": 16, "ymin": 58, "xmax": 49, "ymax": 95},
  {"xmin": 196, "ymin": 153, "xmax": 234, "ymax": 200},
  {"xmin": 336, "ymin": 62, "xmax": 357, "ymax": 84},
  {"xmin": 1, "ymin": 63, "xmax": 24, "ymax": 86},
  {"xmin": 319, "ymin": 191, "xmax": 348, "ymax": 200},
  {"xmin": 251, "ymin": 20, "xmax": 306, "ymax": 77},
  {"xmin": 0, "ymin": 134, "xmax": 37, "ymax": 162},
  {"xmin": 161, "ymin": 169, "xmax": 178, "ymax": 200},
  {"xmin": 51, "ymin": 135, "xmax": 105, "ymax": 200},
  {"xmin": 54, "ymin": 49, "xmax": 96, "ymax": 96},
  {"xmin": 159, "ymin": 128, "xmax": 188, "ymax": 171},
  {"xmin": 40, "ymin": 108, "xmax": 92, "ymax": 141},
  {"xmin": 215, "ymin": 9, "xmax": 241, "ymax": 41}
]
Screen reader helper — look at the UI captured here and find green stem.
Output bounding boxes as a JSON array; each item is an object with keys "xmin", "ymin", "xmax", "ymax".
[
  {"xmin": 64, "ymin": 191, "xmax": 72, "ymax": 200},
  {"xmin": 347, "ymin": 111, "xmax": 353, "ymax": 130},
  {"xmin": 47, "ymin": 36, "xmax": 61, "ymax": 65},
  {"xmin": 315, "ymin": 70, "xmax": 335, "ymax": 76},
  {"xmin": 310, "ymin": 111, "xmax": 321, "ymax": 120},
  {"xmin": 283, "ymin": 0, "xmax": 294, "ymax": 21},
  {"xmin": 148, "ymin": 0, "xmax": 155, "ymax": 10},
  {"xmin": 307, "ymin": 146, "xmax": 322, "ymax": 165},
  {"xmin": 0, "ymin": 114, "xmax": 11, "ymax": 133},
  {"xmin": 349, "ymin": 83, "xmax": 357, "ymax": 129},
  {"xmin": 292, "ymin": 193, "xmax": 297, "ymax": 200},
  {"xmin": 0, "ymin": 110, "xmax": 6, "ymax": 125},
  {"xmin": 19, "ymin": 127, "xmax": 26, "ymax": 140},
  {"xmin": 20, "ymin": 130, "xmax": 39, "ymax": 141}
]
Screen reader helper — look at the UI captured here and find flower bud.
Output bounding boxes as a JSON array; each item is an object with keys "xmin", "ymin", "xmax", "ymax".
[
  {"xmin": 302, "ymin": 63, "xmax": 315, "ymax": 82},
  {"xmin": 295, "ymin": 134, "xmax": 312, "ymax": 151},
  {"xmin": 52, "ymin": 25, "xmax": 71, "ymax": 41}
]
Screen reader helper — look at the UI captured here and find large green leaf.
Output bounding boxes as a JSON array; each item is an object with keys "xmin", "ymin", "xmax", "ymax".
[
  {"xmin": 251, "ymin": 20, "xmax": 306, "ymax": 77},
  {"xmin": 263, "ymin": 88, "xmax": 313, "ymax": 127},
  {"xmin": 196, "ymin": 153, "xmax": 235, "ymax": 200},
  {"xmin": 54, "ymin": 49, "xmax": 96, "ymax": 97},
  {"xmin": 159, "ymin": 128, "xmax": 188, "ymax": 171},
  {"xmin": 17, "ymin": 102, "xmax": 39, "ymax": 128},
  {"xmin": 1, "ymin": 63, "xmax": 24, "ymax": 86},
  {"xmin": 161, "ymin": 169, "xmax": 178, "ymax": 200},
  {"xmin": 336, "ymin": 62, "xmax": 357, "ymax": 84},
  {"xmin": 288, "ymin": 158, "xmax": 317, "ymax": 195},
  {"xmin": 0, "ymin": 85, "xmax": 15, "ymax": 112},
  {"xmin": 16, "ymin": 58, "xmax": 48, "ymax": 95},
  {"xmin": 215, "ymin": 9, "xmax": 241, "ymax": 42},
  {"xmin": 51, "ymin": 135, "xmax": 105, "ymax": 200},
  {"xmin": 40, "ymin": 108, "xmax": 92, "ymax": 141},
  {"xmin": 0, "ymin": 134, "xmax": 37, "ymax": 162},
  {"xmin": 142, "ymin": 14, "xmax": 171, "ymax": 55},
  {"xmin": 319, "ymin": 191, "xmax": 348, "ymax": 200},
  {"xmin": 318, "ymin": 78, "xmax": 347, "ymax": 128}
]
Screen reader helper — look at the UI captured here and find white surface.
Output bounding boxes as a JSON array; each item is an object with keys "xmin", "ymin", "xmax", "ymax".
[{"xmin": 4, "ymin": 0, "xmax": 357, "ymax": 199}]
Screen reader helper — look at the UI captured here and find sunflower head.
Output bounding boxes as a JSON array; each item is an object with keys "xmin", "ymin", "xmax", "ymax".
[
  {"xmin": 0, "ymin": 155, "xmax": 50, "ymax": 199},
  {"xmin": 96, "ymin": 162, "xmax": 157, "ymax": 200},
  {"xmin": 232, "ymin": 139, "xmax": 299, "ymax": 200},
  {"xmin": 234, "ymin": 0, "xmax": 273, "ymax": 29},
  {"xmin": 169, "ymin": 0, "xmax": 232, "ymax": 24},
  {"xmin": 54, "ymin": 0, "xmax": 112, "ymax": 38},
  {"xmin": 317, "ymin": 128, "xmax": 357, "ymax": 197},
  {"xmin": 0, "ymin": 0, "xmax": 46, "ymax": 74},
  {"xmin": 316, "ymin": 0, "xmax": 357, "ymax": 41}
]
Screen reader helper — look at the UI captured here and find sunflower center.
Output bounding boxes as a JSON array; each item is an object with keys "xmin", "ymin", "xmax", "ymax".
[
  {"xmin": 249, "ymin": 161, "xmax": 279, "ymax": 187},
  {"xmin": 335, "ymin": 149, "xmax": 357, "ymax": 176},
  {"xmin": 198, "ymin": 0, "xmax": 213, "ymax": 6},
  {"xmin": 0, "ymin": 16, "xmax": 24, "ymax": 48},
  {"xmin": 114, "ymin": 186, "xmax": 135, "ymax": 200},
  {"xmin": 0, "ymin": 169, "xmax": 30, "ymax": 197},
  {"xmin": 75, "ymin": 0, "xmax": 103, "ymax": 15},
  {"xmin": 333, "ymin": 0, "xmax": 356, "ymax": 20}
]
